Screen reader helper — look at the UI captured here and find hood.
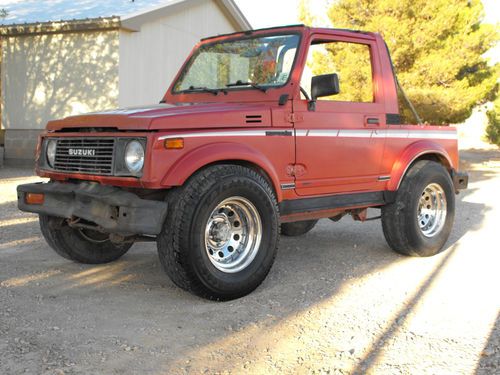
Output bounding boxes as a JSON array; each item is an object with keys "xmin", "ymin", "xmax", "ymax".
[{"xmin": 47, "ymin": 103, "xmax": 272, "ymax": 132}]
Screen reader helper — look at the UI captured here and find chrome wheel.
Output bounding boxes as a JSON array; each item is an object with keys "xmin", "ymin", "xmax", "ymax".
[
  {"xmin": 417, "ymin": 183, "xmax": 447, "ymax": 238},
  {"xmin": 204, "ymin": 196, "xmax": 262, "ymax": 273}
]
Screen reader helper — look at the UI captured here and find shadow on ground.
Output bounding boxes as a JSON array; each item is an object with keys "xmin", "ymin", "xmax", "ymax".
[
  {"xmin": 475, "ymin": 312, "xmax": 500, "ymax": 374},
  {"xmin": 0, "ymin": 147, "xmax": 498, "ymax": 374}
]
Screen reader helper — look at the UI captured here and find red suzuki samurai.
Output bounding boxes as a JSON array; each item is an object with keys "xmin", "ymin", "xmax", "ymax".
[{"xmin": 18, "ymin": 25, "xmax": 468, "ymax": 300}]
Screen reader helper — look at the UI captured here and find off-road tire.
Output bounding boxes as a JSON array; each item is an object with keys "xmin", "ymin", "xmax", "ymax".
[
  {"xmin": 157, "ymin": 165, "xmax": 280, "ymax": 301},
  {"xmin": 281, "ymin": 220, "xmax": 318, "ymax": 236},
  {"xmin": 381, "ymin": 160, "xmax": 455, "ymax": 257},
  {"xmin": 39, "ymin": 215, "xmax": 132, "ymax": 264}
]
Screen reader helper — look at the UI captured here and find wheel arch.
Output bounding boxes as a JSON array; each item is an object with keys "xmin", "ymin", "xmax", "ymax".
[
  {"xmin": 160, "ymin": 142, "xmax": 283, "ymax": 201},
  {"xmin": 388, "ymin": 141, "xmax": 454, "ymax": 191}
]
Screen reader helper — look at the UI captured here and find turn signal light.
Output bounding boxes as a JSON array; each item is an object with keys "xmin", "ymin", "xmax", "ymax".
[
  {"xmin": 25, "ymin": 193, "xmax": 45, "ymax": 205},
  {"xmin": 164, "ymin": 138, "xmax": 184, "ymax": 150}
]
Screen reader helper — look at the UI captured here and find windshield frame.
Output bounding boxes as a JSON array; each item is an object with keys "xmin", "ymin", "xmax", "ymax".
[{"xmin": 170, "ymin": 31, "xmax": 303, "ymax": 96}]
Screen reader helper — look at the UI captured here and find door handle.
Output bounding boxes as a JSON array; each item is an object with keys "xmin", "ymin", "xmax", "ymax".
[{"xmin": 365, "ymin": 117, "xmax": 380, "ymax": 127}]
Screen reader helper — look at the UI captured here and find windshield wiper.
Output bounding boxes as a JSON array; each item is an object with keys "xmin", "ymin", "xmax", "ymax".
[
  {"xmin": 183, "ymin": 86, "xmax": 221, "ymax": 95},
  {"xmin": 226, "ymin": 80, "xmax": 268, "ymax": 93}
]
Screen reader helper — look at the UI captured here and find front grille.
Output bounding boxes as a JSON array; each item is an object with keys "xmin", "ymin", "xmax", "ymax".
[{"xmin": 54, "ymin": 138, "xmax": 115, "ymax": 175}]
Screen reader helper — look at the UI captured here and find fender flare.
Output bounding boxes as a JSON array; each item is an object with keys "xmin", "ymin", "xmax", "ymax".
[
  {"xmin": 387, "ymin": 140, "xmax": 454, "ymax": 191},
  {"xmin": 160, "ymin": 142, "xmax": 283, "ymax": 201}
]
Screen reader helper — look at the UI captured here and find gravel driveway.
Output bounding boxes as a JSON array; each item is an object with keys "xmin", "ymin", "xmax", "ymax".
[{"xmin": 0, "ymin": 147, "xmax": 498, "ymax": 375}]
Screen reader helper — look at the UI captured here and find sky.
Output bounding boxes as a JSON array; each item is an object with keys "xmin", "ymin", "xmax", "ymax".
[
  {"xmin": 234, "ymin": 0, "xmax": 499, "ymax": 62},
  {"xmin": 1, "ymin": 0, "xmax": 497, "ymax": 29},
  {"xmin": 235, "ymin": 0, "xmax": 499, "ymax": 28},
  {"xmin": 235, "ymin": 0, "xmax": 313, "ymax": 28}
]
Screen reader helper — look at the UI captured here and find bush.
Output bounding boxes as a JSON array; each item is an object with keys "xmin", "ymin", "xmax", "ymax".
[{"xmin": 486, "ymin": 98, "xmax": 500, "ymax": 146}]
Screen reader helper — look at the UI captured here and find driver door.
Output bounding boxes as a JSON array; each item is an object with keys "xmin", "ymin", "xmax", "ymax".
[{"xmin": 294, "ymin": 35, "xmax": 387, "ymax": 196}]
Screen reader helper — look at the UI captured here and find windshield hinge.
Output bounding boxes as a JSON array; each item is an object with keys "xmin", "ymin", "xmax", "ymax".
[{"xmin": 286, "ymin": 112, "xmax": 303, "ymax": 123}]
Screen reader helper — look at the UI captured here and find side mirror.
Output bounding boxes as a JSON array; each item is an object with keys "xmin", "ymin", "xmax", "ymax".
[
  {"xmin": 309, "ymin": 73, "xmax": 340, "ymax": 111},
  {"xmin": 311, "ymin": 73, "xmax": 340, "ymax": 100}
]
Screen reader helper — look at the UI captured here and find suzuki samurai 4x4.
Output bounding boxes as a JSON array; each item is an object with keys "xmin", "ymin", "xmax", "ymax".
[{"xmin": 18, "ymin": 25, "xmax": 468, "ymax": 300}]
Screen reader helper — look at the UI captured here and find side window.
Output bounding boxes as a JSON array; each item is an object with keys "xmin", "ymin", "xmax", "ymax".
[
  {"xmin": 301, "ymin": 40, "xmax": 374, "ymax": 102},
  {"xmin": 276, "ymin": 46, "xmax": 297, "ymax": 84}
]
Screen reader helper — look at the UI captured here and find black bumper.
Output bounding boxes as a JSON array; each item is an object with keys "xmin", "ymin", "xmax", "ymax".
[
  {"xmin": 17, "ymin": 182, "xmax": 168, "ymax": 236},
  {"xmin": 451, "ymin": 170, "xmax": 469, "ymax": 192}
]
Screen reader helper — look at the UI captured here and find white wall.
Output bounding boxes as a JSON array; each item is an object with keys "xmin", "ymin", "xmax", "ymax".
[
  {"xmin": 1, "ymin": 30, "xmax": 119, "ymax": 131},
  {"xmin": 118, "ymin": 0, "xmax": 237, "ymax": 107},
  {"xmin": 1, "ymin": 30, "xmax": 119, "ymax": 162}
]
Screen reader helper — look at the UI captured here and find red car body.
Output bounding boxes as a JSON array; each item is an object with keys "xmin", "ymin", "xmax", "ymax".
[
  {"xmin": 35, "ymin": 25, "xmax": 461, "ymax": 223},
  {"xmin": 17, "ymin": 25, "xmax": 469, "ymax": 300}
]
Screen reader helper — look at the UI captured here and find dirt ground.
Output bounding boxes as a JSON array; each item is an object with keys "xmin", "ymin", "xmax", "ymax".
[{"xmin": 1, "ymin": 142, "xmax": 499, "ymax": 374}]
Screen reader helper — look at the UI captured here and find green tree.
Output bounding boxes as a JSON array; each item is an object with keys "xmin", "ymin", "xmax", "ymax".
[
  {"xmin": 299, "ymin": 0, "xmax": 499, "ymax": 124},
  {"xmin": 486, "ymin": 97, "xmax": 500, "ymax": 146}
]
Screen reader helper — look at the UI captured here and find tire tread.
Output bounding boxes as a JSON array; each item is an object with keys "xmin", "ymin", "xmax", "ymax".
[
  {"xmin": 157, "ymin": 164, "xmax": 279, "ymax": 300},
  {"xmin": 381, "ymin": 160, "xmax": 455, "ymax": 257}
]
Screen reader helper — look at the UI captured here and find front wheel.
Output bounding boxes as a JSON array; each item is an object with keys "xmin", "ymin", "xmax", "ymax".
[
  {"xmin": 157, "ymin": 165, "xmax": 280, "ymax": 300},
  {"xmin": 381, "ymin": 160, "xmax": 455, "ymax": 257},
  {"xmin": 39, "ymin": 215, "xmax": 133, "ymax": 264}
]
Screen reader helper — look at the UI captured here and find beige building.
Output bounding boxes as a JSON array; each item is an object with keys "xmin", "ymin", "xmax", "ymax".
[{"xmin": 0, "ymin": 0, "xmax": 250, "ymax": 165}]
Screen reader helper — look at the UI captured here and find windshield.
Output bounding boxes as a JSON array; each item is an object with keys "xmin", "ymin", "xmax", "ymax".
[{"xmin": 173, "ymin": 34, "xmax": 300, "ymax": 93}]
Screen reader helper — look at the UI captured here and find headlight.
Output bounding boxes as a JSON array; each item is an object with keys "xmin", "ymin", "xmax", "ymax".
[
  {"xmin": 124, "ymin": 140, "xmax": 145, "ymax": 174},
  {"xmin": 46, "ymin": 139, "xmax": 57, "ymax": 168}
]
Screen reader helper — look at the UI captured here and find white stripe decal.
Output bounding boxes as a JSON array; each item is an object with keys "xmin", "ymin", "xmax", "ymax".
[
  {"xmin": 404, "ymin": 131, "xmax": 457, "ymax": 139},
  {"xmin": 307, "ymin": 129, "xmax": 339, "ymax": 137},
  {"xmin": 157, "ymin": 129, "xmax": 457, "ymax": 140},
  {"xmin": 375, "ymin": 130, "xmax": 409, "ymax": 138},
  {"xmin": 295, "ymin": 130, "xmax": 308, "ymax": 136},
  {"xmin": 159, "ymin": 130, "xmax": 267, "ymax": 140},
  {"xmin": 338, "ymin": 129, "xmax": 373, "ymax": 138},
  {"xmin": 297, "ymin": 129, "xmax": 456, "ymax": 140}
]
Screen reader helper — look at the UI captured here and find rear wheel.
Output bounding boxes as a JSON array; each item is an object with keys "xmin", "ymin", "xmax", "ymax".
[
  {"xmin": 157, "ymin": 165, "xmax": 280, "ymax": 300},
  {"xmin": 381, "ymin": 160, "xmax": 455, "ymax": 257},
  {"xmin": 281, "ymin": 220, "xmax": 318, "ymax": 236},
  {"xmin": 39, "ymin": 215, "xmax": 132, "ymax": 264}
]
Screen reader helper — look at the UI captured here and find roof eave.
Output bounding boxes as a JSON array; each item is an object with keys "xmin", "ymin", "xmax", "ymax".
[
  {"xmin": 0, "ymin": 17, "xmax": 121, "ymax": 37},
  {"xmin": 215, "ymin": 0, "xmax": 251, "ymax": 30},
  {"xmin": 120, "ymin": 0, "xmax": 251, "ymax": 32},
  {"xmin": 0, "ymin": 0, "xmax": 251, "ymax": 36}
]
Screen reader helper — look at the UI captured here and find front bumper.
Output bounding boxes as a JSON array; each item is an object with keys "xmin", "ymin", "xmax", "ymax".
[{"xmin": 17, "ymin": 182, "xmax": 168, "ymax": 236}]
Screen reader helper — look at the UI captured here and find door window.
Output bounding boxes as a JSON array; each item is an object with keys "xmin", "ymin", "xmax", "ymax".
[{"xmin": 301, "ymin": 41, "xmax": 374, "ymax": 102}]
